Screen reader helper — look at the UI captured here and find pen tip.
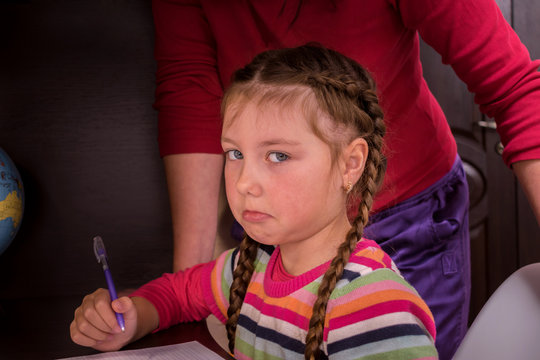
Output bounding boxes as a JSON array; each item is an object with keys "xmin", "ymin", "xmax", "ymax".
[{"xmin": 121, "ymin": 326, "xmax": 125, "ymax": 332}]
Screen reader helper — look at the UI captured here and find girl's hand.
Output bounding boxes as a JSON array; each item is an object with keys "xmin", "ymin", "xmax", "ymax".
[{"xmin": 70, "ymin": 288, "xmax": 138, "ymax": 352}]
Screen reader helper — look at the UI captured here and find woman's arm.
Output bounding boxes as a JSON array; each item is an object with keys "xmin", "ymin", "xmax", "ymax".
[
  {"xmin": 394, "ymin": 0, "xmax": 540, "ymax": 224},
  {"xmin": 164, "ymin": 154, "xmax": 224, "ymax": 271},
  {"xmin": 513, "ymin": 159, "xmax": 540, "ymax": 225},
  {"xmin": 152, "ymin": 0, "xmax": 225, "ymax": 271}
]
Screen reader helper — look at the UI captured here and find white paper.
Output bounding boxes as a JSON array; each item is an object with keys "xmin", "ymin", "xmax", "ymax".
[{"xmin": 59, "ymin": 341, "xmax": 226, "ymax": 360}]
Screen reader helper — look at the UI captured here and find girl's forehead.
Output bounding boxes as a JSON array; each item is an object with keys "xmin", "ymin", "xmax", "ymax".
[
  {"xmin": 223, "ymin": 85, "xmax": 313, "ymax": 124},
  {"xmin": 222, "ymin": 98, "xmax": 313, "ymax": 132},
  {"xmin": 223, "ymin": 95, "xmax": 347, "ymax": 141}
]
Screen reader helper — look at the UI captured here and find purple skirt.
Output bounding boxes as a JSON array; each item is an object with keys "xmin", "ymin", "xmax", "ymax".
[{"xmin": 365, "ymin": 155, "xmax": 470, "ymax": 360}]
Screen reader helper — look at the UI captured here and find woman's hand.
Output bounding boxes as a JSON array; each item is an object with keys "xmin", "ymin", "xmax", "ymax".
[{"xmin": 70, "ymin": 288, "xmax": 139, "ymax": 352}]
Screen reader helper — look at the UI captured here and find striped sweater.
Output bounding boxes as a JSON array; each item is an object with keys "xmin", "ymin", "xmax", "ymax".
[{"xmin": 201, "ymin": 240, "xmax": 437, "ymax": 359}]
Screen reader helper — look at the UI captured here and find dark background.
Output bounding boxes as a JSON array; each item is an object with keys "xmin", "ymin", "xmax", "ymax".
[
  {"xmin": 0, "ymin": 1, "xmax": 539, "ymax": 358},
  {"xmin": 0, "ymin": 0, "xmax": 173, "ymax": 299}
]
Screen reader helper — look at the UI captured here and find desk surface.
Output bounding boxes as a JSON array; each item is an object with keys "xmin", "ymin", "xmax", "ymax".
[{"xmin": 0, "ymin": 296, "xmax": 233, "ymax": 360}]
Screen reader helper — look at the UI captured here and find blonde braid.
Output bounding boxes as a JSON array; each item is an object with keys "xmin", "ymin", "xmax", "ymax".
[
  {"xmin": 304, "ymin": 148, "xmax": 384, "ymax": 360},
  {"xmin": 304, "ymin": 230, "xmax": 358, "ymax": 359},
  {"xmin": 304, "ymin": 55, "xmax": 386, "ymax": 360},
  {"xmin": 226, "ymin": 235, "xmax": 259, "ymax": 353}
]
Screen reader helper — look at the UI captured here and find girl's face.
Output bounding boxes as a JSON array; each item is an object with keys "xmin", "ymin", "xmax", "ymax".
[{"xmin": 221, "ymin": 100, "xmax": 350, "ymax": 259}]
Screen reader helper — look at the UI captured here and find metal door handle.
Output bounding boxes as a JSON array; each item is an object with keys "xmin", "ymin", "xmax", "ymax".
[
  {"xmin": 476, "ymin": 120, "xmax": 497, "ymax": 130},
  {"xmin": 475, "ymin": 120, "xmax": 503, "ymax": 155}
]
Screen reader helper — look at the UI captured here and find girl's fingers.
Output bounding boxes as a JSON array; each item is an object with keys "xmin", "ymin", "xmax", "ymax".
[
  {"xmin": 111, "ymin": 296, "xmax": 135, "ymax": 318},
  {"xmin": 111, "ymin": 296, "xmax": 140, "ymax": 336},
  {"xmin": 93, "ymin": 291, "xmax": 125, "ymax": 333},
  {"xmin": 73, "ymin": 306, "xmax": 110, "ymax": 342},
  {"xmin": 71, "ymin": 289, "xmax": 136, "ymax": 351},
  {"xmin": 72, "ymin": 289, "xmax": 122, "ymax": 340},
  {"xmin": 79, "ymin": 290, "xmax": 115, "ymax": 332},
  {"xmin": 70, "ymin": 317, "xmax": 104, "ymax": 347}
]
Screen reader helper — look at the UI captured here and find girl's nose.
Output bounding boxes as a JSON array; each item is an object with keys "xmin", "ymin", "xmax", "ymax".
[{"xmin": 236, "ymin": 162, "xmax": 262, "ymax": 197}]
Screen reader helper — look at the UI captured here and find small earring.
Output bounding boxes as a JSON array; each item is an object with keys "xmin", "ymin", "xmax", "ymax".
[{"xmin": 344, "ymin": 181, "xmax": 353, "ymax": 194}]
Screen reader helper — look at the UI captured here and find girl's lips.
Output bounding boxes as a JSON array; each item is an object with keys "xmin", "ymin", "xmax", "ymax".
[{"xmin": 242, "ymin": 210, "xmax": 271, "ymax": 222}]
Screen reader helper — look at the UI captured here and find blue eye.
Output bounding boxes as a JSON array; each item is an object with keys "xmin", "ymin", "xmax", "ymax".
[
  {"xmin": 267, "ymin": 152, "xmax": 289, "ymax": 163},
  {"xmin": 226, "ymin": 150, "xmax": 243, "ymax": 160}
]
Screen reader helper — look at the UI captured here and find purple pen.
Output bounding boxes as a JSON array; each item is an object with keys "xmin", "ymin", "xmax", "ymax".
[{"xmin": 93, "ymin": 236, "xmax": 126, "ymax": 332}]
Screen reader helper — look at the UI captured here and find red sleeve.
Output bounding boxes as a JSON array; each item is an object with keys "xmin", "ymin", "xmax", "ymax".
[
  {"xmin": 131, "ymin": 261, "xmax": 214, "ymax": 331},
  {"xmin": 390, "ymin": 0, "xmax": 540, "ymax": 165},
  {"xmin": 152, "ymin": 0, "xmax": 223, "ymax": 157}
]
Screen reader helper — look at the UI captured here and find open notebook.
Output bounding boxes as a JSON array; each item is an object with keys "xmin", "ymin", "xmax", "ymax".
[{"xmin": 58, "ymin": 341, "xmax": 225, "ymax": 360}]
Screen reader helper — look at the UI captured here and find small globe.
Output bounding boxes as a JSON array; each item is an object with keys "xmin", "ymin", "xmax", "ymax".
[{"xmin": 0, "ymin": 148, "xmax": 24, "ymax": 255}]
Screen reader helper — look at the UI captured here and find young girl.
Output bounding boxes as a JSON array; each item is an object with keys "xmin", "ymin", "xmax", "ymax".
[{"xmin": 70, "ymin": 44, "xmax": 438, "ymax": 359}]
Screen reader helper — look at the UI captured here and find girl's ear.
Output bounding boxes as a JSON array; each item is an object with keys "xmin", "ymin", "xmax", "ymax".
[{"xmin": 341, "ymin": 138, "xmax": 368, "ymax": 188}]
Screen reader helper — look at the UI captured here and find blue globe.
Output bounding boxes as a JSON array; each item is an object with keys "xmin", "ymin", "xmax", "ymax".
[{"xmin": 0, "ymin": 148, "xmax": 24, "ymax": 255}]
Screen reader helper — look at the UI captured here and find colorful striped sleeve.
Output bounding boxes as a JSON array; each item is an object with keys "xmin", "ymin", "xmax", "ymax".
[{"xmin": 201, "ymin": 248, "xmax": 236, "ymax": 323}]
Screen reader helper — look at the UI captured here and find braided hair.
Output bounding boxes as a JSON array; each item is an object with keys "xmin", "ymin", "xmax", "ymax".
[{"xmin": 221, "ymin": 44, "xmax": 386, "ymax": 359}]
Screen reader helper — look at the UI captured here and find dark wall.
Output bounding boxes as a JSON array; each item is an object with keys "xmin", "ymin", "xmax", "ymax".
[{"xmin": 0, "ymin": 0, "xmax": 173, "ymax": 299}]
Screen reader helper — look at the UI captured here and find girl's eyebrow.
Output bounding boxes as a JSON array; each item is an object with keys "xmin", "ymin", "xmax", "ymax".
[
  {"xmin": 221, "ymin": 137, "xmax": 301, "ymax": 147},
  {"xmin": 259, "ymin": 139, "xmax": 301, "ymax": 147},
  {"xmin": 221, "ymin": 136, "xmax": 237, "ymax": 145}
]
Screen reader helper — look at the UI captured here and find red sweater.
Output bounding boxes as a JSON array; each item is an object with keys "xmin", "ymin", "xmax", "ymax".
[{"xmin": 152, "ymin": 0, "xmax": 540, "ymax": 211}]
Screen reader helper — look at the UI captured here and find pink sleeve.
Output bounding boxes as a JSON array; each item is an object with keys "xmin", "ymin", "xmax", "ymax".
[
  {"xmin": 131, "ymin": 261, "xmax": 215, "ymax": 331},
  {"xmin": 391, "ymin": 0, "xmax": 540, "ymax": 165},
  {"xmin": 152, "ymin": 0, "xmax": 223, "ymax": 156}
]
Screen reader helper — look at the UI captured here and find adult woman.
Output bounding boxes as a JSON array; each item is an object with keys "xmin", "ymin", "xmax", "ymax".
[{"xmin": 151, "ymin": 1, "xmax": 540, "ymax": 359}]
